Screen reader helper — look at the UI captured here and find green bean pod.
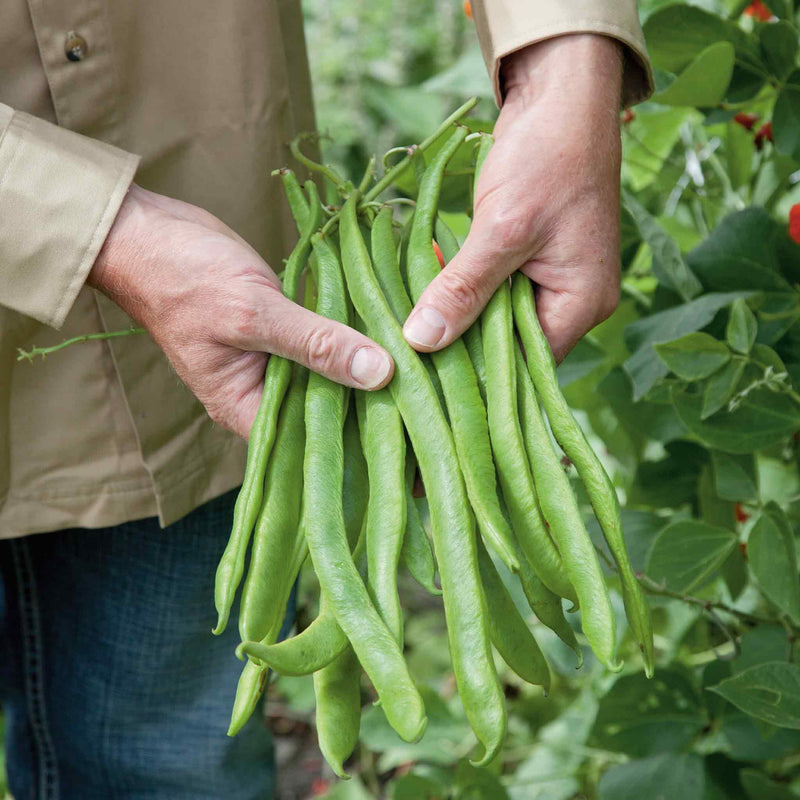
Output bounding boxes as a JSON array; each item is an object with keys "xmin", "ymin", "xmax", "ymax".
[
  {"xmin": 511, "ymin": 273, "xmax": 654, "ymax": 677},
  {"xmin": 371, "ymin": 207, "xmax": 413, "ymax": 323},
  {"xmin": 355, "ymin": 382, "xmax": 407, "ymax": 646},
  {"xmin": 342, "ymin": 398, "xmax": 370, "ymax": 550},
  {"xmin": 239, "ymin": 593, "xmax": 349, "ymax": 675},
  {"xmin": 305, "ymin": 231, "xmax": 427, "ymax": 743},
  {"xmin": 406, "ymin": 127, "xmax": 519, "ymax": 575},
  {"xmin": 477, "ymin": 541, "xmax": 551, "ymax": 691},
  {"xmin": 401, "ymin": 450, "xmax": 440, "ymax": 595},
  {"xmin": 278, "ymin": 168, "xmax": 311, "ymax": 233},
  {"xmin": 227, "ymin": 659, "xmax": 269, "ymax": 737},
  {"xmin": 433, "ymin": 217, "xmax": 487, "ymax": 401},
  {"xmin": 481, "ymin": 281, "xmax": 577, "ymax": 605},
  {"xmin": 239, "ymin": 366, "xmax": 308, "ymax": 643},
  {"xmin": 516, "ymin": 553, "xmax": 583, "ymax": 666},
  {"xmin": 515, "ymin": 348, "xmax": 619, "ymax": 670},
  {"xmin": 370, "ymin": 208, "xmax": 447, "ymax": 414},
  {"xmin": 314, "ymin": 645, "xmax": 362, "ymax": 779},
  {"xmin": 340, "ymin": 193, "xmax": 505, "ymax": 766},
  {"xmin": 213, "ymin": 187, "xmax": 323, "ymax": 635}
]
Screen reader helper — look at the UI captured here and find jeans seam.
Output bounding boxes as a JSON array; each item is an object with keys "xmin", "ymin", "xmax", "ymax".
[{"xmin": 10, "ymin": 539, "xmax": 60, "ymax": 799}]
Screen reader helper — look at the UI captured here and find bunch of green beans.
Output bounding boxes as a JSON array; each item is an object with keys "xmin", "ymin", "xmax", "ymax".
[{"xmin": 213, "ymin": 99, "xmax": 653, "ymax": 776}]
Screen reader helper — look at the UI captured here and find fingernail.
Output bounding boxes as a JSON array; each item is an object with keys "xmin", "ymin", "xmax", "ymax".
[
  {"xmin": 403, "ymin": 306, "xmax": 446, "ymax": 348},
  {"xmin": 350, "ymin": 346, "xmax": 392, "ymax": 388}
]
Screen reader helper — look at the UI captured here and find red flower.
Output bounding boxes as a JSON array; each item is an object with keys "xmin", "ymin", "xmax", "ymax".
[
  {"xmin": 743, "ymin": 1, "xmax": 772, "ymax": 20},
  {"xmin": 754, "ymin": 121, "xmax": 773, "ymax": 151},
  {"xmin": 733, "ymin": 112, "xmax": 760, "ymax": 131},
  {"xmin": 790, "ymin": 204, "xmax": 800, "ymax": 245},
  {"xmin": 432, "ymin": 240, "xmax": 445, "ymax": 268},
  {"xmin": 734, "ymin": 503, "xmax": 750, "ymax": 523},
  {"xmin": 622, "ymin": 109, "xmax": 635, "ymax": 125}
]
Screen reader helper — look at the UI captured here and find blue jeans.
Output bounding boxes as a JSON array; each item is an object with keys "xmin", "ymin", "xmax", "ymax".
[{"xmin": 0, "ymin": 490, "xmax": 287, "ymax": 800}]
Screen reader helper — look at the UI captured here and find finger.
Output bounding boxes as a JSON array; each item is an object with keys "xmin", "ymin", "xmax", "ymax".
[
  {"xmin": 223, "ymin": 285, "xmax": 395, "ymax": 390},
  {"xmin": 525, "ymin": 271, "xmax": 619, "ymax": 364},
  {"xmin": 402, "ymin": 225, "xmax": 520, "ymax": 352}
]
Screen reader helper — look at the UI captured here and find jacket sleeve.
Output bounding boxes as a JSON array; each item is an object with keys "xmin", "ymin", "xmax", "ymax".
[
  {"xmin": 0, "ymin": 103, "xmax": 139, "ymax": 328},
  {"xmin": 472, "ymin": 0, "xmax": 653, "ymax": 108}
]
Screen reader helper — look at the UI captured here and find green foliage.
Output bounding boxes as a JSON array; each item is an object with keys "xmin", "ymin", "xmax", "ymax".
[{"xmin": 291, "ymin": 1, "xmax": 800, "ymax": 797}]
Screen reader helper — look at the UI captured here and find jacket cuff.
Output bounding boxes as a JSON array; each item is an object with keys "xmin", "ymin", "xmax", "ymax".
[
  {"xmin": 0, "ymin": 104, "xmax": 139, "ymax": 328},
  {"xmin": 472, "ymin": 0, "xmax": 653, "ymax": 109}
]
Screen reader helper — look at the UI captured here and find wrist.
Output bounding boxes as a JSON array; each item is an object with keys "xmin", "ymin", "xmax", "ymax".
[
  {"xmin": 502, "ymin": 34, "xmax": 623, "ymax": 110},
  {"xmin": 88, "ymin": 184, "xmax": 154, "ymax": 319}
]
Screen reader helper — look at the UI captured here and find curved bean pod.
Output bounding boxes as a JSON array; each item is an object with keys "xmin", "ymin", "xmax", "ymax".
[
  {"xmin": 515, "ymin": 348, "xmax": 619, "ymax": 671},
  {"xmin": 477, "ymin": 540, "xmax": 551, "ymax": 691},
  {"xmin": 433, "ymin": 217, "xmax": 487, "ymax": 401},
  {"xmin": 305, "ymin": 231, "xmax": 427, "ymax": 743},
  {"xmin": 213, "ymin": 186, "xmax": 323, "ymax": 635},
  {"xmin": 511, "ymin": 273, "xmax": 654, "ymax": 677},
  {"xmin": 481, "ymin": 281, "xmax": 577, "ymax": 605},
  {"xmin": 516, "ymin": 553, "xmax": 583, "ymax": 666},
  {"xmin": 406, "ymin": 127, "xmax": 519, "ymax": 575},
  {"xmin": 314, "ymin": 645, "xmax": 362, "ymax": 779},
  {"xmin": 239, "ymin": 593, "xmax": 349, "ymax": 676},
  {"xmin": 227, "ymin": 659, "xmax": 269, "ymax": 737},
  {"xmin": 239, "ymin": 366, "xmax": 308, "ymax": 643},
  {"xmin": 340, "ymin": 192, "xmax": 505, "ymax": 765},
  {"xmin": 401, "ymin": 451, "xmax": 440, "ymax": 595},
  {"xmin": 355, "ymin": 380, "xmax": 407, "ymax": 646}
]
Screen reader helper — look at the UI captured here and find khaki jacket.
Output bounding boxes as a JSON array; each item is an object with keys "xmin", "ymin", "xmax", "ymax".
[{"xmin": 0, "ymin": 0, "xmax": 651, "ymax": 539}]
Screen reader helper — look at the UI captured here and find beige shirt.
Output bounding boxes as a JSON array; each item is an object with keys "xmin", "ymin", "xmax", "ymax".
[{"xmin": 0, "ymin": 0, "xmax": 651, "ymax": 539}]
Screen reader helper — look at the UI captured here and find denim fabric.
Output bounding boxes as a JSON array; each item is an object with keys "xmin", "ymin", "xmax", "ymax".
[{"xmin": 0, "ymin": 490, "xmax": 290, "ymax": 800}]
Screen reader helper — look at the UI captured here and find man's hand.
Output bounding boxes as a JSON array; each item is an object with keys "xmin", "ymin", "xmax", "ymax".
[
  {"xmin": 89, "ymin": 185, "xmax": 393, "ymax": 440},
  {"xmin": 402, "ymin": 34, "xmax": 624, "ymax": 363}
]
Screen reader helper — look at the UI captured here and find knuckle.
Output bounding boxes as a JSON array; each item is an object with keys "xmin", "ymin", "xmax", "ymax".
[
  {"xmin": 303, "ymin": 327, "xmax": 340, "ymax": 373},
  {"xmin": 229, "ymin": 297, "xmax": 262, "ymax": 344},
  {"xmin": 487, "ymin": 205, "xmax": 530, "ymax": 251},
  {"xmin": 437, "ymin": 268, "xmax": 484, "ymax": 313}
]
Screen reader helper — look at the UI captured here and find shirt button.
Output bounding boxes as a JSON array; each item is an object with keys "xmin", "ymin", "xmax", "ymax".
[{"xmin": 65, "ymin": 31, "xmax": 88, "ymax": 62}]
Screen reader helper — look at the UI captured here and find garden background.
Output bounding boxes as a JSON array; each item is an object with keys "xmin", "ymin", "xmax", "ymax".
[{"xmin": 4, "ymin": 0, "xmax": 800, "ymax": 797}]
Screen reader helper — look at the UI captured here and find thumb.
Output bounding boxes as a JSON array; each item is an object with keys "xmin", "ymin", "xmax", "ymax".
[
  {"xmin": 225, "ymin": 285, "xmax": 395, "ymax": 390},
  {"xmin": 402, "ymin": 227, "xmax": 517, "ymax": 352}
]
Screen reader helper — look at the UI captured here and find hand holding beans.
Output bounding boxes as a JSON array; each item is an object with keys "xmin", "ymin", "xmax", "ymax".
[
  {"xmin": 403, "ymin": 34, "xmax": 625, "ymax": 363},
  {"xmin": 213, "ymin": 99, "xmax": 653, "ymax": 772},
  {"xmin": 88, "ymin": 184, "xmax": 394, "ymax": 442}
]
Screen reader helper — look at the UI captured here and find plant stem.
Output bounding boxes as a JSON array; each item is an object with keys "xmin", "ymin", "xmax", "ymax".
[
  {"xmin": 363, "ymin": 97, "xmax": 478, "ymax": 202},
  {"xmin": 638, "ymin": 574, "xmax": 797, "ymax": 632},
  {"xmin": 17, "ymin": 328, "xmax": 146, "ymax": 362}
]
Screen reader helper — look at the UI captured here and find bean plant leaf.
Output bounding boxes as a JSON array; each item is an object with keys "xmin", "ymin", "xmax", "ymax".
[
  {"xmin": 701, "ymin": 359, "xmax": 746, "ymax": 419},
  {"xmin": 710, "ymin": 663, "xmax": 800, "ymax": 729},
  {"xmin": 741, "ymin": 768, "xmax": 797, "ymax": 800},
  {"xmin": 591, "ymin": 671, "xmax": 706, "ymax": 758},
  {"xmin": 623, "ymin": 192, "xmax": 702, "ymax": 300},
  {"xmin": 624, "ymin": 292, "xmax": 748, "ymax": 399},
  {"xmin": 748, "ymin": 505, "xmax": 800, "ymax": 624},
  {"xmin": 655, "ymin": 42, "xmax": 735, "ymax": 108},
  {"xmin": 711, "ymin": 451, "xmax": 759, "ymax": 503},
  {"xmin": 597, "ymin": 753, "xmax": 705, "ymax": 800},
  {"xmin": 557, "ymin": 338, "xmax": 607, "ymax": 388},
  {"xmin": 646, "ymin": 519, "xmax": 737, "ymax": 593},
  {"xmin": 686, "ymin": 209, "xmax": 792, "ymax": 292},
  {"xmin": 643, "ymin": 5, "xmax": 737, "ymax": 73},
  {"xmin": 726, "ymin": 299, "xmax": 757, "ymax": 355},
  {"xmin": 655, "ymin": 333, "xmax": 730, "ymax": 381},
  {"xmin": 759, "ymin": 22, "xmax": 798, "ymax": 83},
  {"xmin": 672, "ymin": 386, "xmax": 800, "ymax": 454},
  {"xmin": 773, "ymin": 70, "xmax": 800, "ymax": 162}
]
